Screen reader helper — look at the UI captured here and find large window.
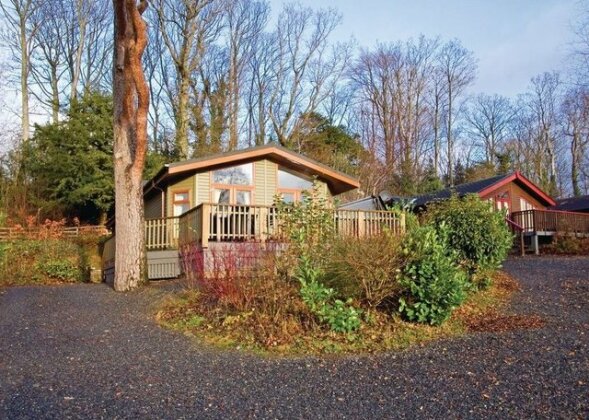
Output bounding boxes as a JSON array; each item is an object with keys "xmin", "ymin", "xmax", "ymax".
[
  {"xmin": 211, "ymin": 163, "xmax": 254, "ymax": 205},
  {"xmin": 212, "ymin": 163, "xmax": 253, "ymax": 185},
  {"xmin": 277, "ymin": 167, "xmax": 313, "ymax": 203}
]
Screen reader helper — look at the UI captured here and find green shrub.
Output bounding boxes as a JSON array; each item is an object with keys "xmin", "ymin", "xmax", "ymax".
[
  {"xmin": 275, "ymin": 181, "xmax": 335, "ymax": 270},
  {"xmin": 296, "ymin": 256, "xmax": 362, "ymax": 334},
  {"xmin": 425, "ymin": 194, "xmax": 512, "ymax": 274},
  {"xmin": 398, "ymin": 224, "xmax": 468, "ymax": 325},
  {"xmin": 37, "ymin": 259, "xmax": 79, "ymax": 281},
  {"xmin": 323, "ymin": 233, "xmax": 406, "ymax": 307},
  {"xmin": 0, "ymin": 239, "xmax": 87, "ymax": 285}
]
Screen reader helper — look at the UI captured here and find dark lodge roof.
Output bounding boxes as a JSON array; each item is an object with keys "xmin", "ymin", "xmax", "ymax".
[
  {"xmin": 551, "ymin": 195, "xmax": 589, "ymax": 212},
  {"xmin": 412, "ymin": 174, "xmax": 509, "ymax": 207}
]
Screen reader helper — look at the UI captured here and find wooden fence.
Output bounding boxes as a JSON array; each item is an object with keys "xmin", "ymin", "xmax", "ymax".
[{"xmin": 0, "ymin": 225, "xmax": 109, "ymax": 240}]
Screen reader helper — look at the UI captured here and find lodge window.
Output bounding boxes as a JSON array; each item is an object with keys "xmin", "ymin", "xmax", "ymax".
[
  {"xmin": 172, "ymin": 190, "xmax": 191, "ymax": 216},
  {"xmin": 211, "ymin": 163, "xmax": 254, "ymax": 205},
  {"xmin": 277, "ymin": 167, "xmax": 313, "ymax": 203},
  {"xmin": 495, "ymin": 191, "xmax": 510, "ymax": 212},
  {"xmin": 520, "ymin": 198, "xmax": 535, "ymax": 211}
]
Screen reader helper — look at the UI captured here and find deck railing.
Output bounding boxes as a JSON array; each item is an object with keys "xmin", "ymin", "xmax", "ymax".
[
  {"xmin": 511, "ymin": 209, "xmax": 589, "ymax": 234},
  {"xmin": 144, "ymin": 217, "xmax": 180, "ymax": 250},
  {"xmin": 172, "ymin": 203, "xmax": 405, "ymax": 248}
]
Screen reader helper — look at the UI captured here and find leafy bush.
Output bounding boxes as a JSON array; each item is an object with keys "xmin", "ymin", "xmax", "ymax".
[
  {"xmin": 398, "ymin": 224, "xmax": 468, "ymax": 325},
  {"xmin": 0, "ymin": 239, "xmax": 87, "ymax": 285},
  {"xmin": 37, "ymin": 259, "xmax": 79, "ymax": 281},
  {"xmin": 545, "ymin": 234, "xmax": 589, "ymax": 255},
  {"xmin": 426, "ymin": 194, "xmax": 512, "ymax": 273},
  {"xmin": 296, "ymin": 256, "xmax": 362, "ymax": 334},
  {"xmin": 275, "ymin": 181, "xmax": 335, "ymax": 270},
  {"xmin": 323, "ymin": 233, "xmax": 406, "ymax": 307}
]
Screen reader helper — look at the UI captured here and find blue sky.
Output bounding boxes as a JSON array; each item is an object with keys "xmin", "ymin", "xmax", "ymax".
[{"xmin": 273, "ymin": 0, "xmax": 579, "ymax": 97}]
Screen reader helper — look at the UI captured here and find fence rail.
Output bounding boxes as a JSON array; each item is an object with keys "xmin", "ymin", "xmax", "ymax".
[
  {"xmin": 511, "ymin": 209, "xmax": 589, "ymax": 234},
  {"xmin": 0, "ymin": 225, "xmax": 109, "ymax": 240},
  {"xmin": 172, "ymin": 203, "xmax": 405, "ymax": 248}
]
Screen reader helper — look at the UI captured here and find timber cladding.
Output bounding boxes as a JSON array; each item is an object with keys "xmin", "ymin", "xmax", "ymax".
[
  {"xmin": 480, "ymin": 181, "xmax": 547, "ymax": 212},
  {"xmin": 156, "ymin": 158, "xmax": 334, "ymax": 213},
  {"xmin": 166, "ymin": 175, "xmax": 196, "ymax": 217}
]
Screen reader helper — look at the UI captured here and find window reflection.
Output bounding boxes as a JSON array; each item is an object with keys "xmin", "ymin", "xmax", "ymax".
[{"xmin": 212, "ymin": 163, "xmax": 253, "ymax": 186}]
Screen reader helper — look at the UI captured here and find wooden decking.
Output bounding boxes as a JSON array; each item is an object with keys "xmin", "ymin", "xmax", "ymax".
[
  {"xmin": 510, "ymin": 209, "xmax": 589, "ymax": 255},
  {"xmin": 175, "ymin": 203, "xmax": 405, "ymax": 248},
  {"xmin": 103, "ymin": 204, "xmax": 404, "ymax": 281},
  {"xmin": 511, "ymin": 209, "xmax": 589, "ymax": 236}
]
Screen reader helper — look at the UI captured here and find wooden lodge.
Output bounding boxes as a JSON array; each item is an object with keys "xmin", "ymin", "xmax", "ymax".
[
  {"xmin": 102, "ymin": 145, "xmax": 404, "ymax": 281},
  {"xmin": 411, "ymin": 172, "xmax": 589, "ymax": 254},
  {"xmin": 102, "ymin": 148, "xmax": 589, "ymax": 282}
]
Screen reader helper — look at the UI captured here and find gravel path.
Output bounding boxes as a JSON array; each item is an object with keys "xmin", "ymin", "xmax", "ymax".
[{"xmin": 1, "ymin": 256, "xmax": 588, "ymax": 419}]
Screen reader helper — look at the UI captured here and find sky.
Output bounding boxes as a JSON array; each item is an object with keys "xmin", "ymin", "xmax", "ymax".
[{"xmin": 273, "ymin": 0, "xmax": 580, "ymax": 98}]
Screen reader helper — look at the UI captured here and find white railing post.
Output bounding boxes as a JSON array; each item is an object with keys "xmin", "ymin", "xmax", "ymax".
[{"xmin": 357, "ymin": 210, "xmax": 365, "ymax": 237}]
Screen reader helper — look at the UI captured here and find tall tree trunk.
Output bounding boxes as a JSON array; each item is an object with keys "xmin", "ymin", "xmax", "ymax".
[
  {"xmin": 447, "ymin": 84, "xmax": 453, "ymax": 187},
  {"xmin": 176, "ymin": 74, "xmax": 190, "ymax": 159},
  {"xmin": 228, "ymin": 49, "xmax": 239, "ymax": 151},
  {"xmin": 112, "ymin": 0, "xmax": 149, "ymax": 292},
  {"xmin": 50, "ymin": 63, "xmax": 60, "ymax": 123},
  {"xmin": 433, "ymin": 100, "xmax": 440, "ymax": 177},
  {"xmin": 71, "ymin": 0, "xmax": 88, "ymax": 102},
  {"xmin": 19, "ymin": 12, "xmax": 30, "ymax": 142},
  {"xmin": 571, "ymin": 131, "xmax": 581, "ymax": 197}
]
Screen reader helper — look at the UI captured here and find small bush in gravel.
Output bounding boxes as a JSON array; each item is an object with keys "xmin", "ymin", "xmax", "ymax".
[
  {"xmin": 398, "ymin": 224, "xmax": 468, "ymax": 325},
  {"xmin": 425, "ymin": 194, "xmax": 513, "ymax": 276}
]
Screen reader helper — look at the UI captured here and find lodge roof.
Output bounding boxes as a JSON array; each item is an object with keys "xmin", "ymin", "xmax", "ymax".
[
  {"xmin": 551, "ymin": 194, "xmax": 589, "ymax": 212},
  {"xmin": 410, "ymin": 171, "xmax": 556, "ymax": 208},
  {"xmin": 144, "ymin": 143, "xmax": 360, "ymax": 196}
]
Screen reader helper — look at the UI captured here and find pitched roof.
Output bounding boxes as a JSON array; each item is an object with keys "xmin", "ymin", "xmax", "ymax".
[
  {"xmin": 412, "ymin": 172, "xmax": 556, "ymax": 207},
  {"xmin": 551, "ymin": 195, "xmax": 589, "ymax": 212},
  {"xmin": 413, "ymin": 174, "xmax": 509, "ymax": 207},
  {"xmin": 144, "ymin": 144, "xmax": 360, "ymax": 196}
]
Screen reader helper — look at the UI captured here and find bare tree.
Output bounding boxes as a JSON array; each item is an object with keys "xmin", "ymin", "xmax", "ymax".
[
  {"xmin": 112, "ymin": 0, "xmax": 150, "ymax": 292},
  {"xmin": 268, "ymin": 4, "xmax": 344, "ymax": 146},
  {"xmin": 0, "ymin": 0, "xmax": 39, "ymax": 141},
  {"xmin": 225, "ymin": 0, "xmax": 269, "ymax": 150},
  {"xmin": 245, "ymin": 31, "xmax": 278, "ymax": 145},
  {"xmin": 465, "ymin": 93, "xmax": 514, "ymax": 164},
  {"xmin": 153, "ymin": 0, "xmax": 224, "ymax": 159},
  {"xmin": 29, "ymin": 1, "xmax": 66, "ymax": 123},
  {"xmin": 349, "ymin": 37, "xmax": 439, "ymax": 193},
  {"xmin": 427, "ymin": 59, "xmax": 446, "ymax": 177},
  {"xmin": 561, "ymin": 87, "xmax": 589, "ymax": 196},
  {"xmin": 437, "ymin": 39, "xmax": 476, "ymax": 186},
  {"xmin": 526, "ymin": 72, "xmax": 562, "ymax": 195}
]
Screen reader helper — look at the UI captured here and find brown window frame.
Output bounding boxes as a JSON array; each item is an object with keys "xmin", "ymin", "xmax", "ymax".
[{"xmin": 171, "ymin": 189, "xmax": 191, "ymax": 216}]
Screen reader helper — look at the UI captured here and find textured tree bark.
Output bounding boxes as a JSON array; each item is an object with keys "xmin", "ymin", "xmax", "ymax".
[{"xmin": 112, "ymin": 0, "xmax": 149, "ymax": 292}]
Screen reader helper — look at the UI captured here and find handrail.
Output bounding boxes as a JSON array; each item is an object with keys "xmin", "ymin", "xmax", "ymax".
[
  {"xmin": 511, "ymin": 209, "xmax": 589, "ymax": 234},
  {"xmin": 505, "ymin": 217, "xmax": 523, "ymax": 232},
  {"xmin": 174, "ymin": 203, "xmax": 405, "ymax": 248}
]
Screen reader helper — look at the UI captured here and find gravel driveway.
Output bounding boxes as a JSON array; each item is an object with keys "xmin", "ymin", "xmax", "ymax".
[{"xmin": 1, "ymin": 256, "xmax": 588, "ymax": 419}]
